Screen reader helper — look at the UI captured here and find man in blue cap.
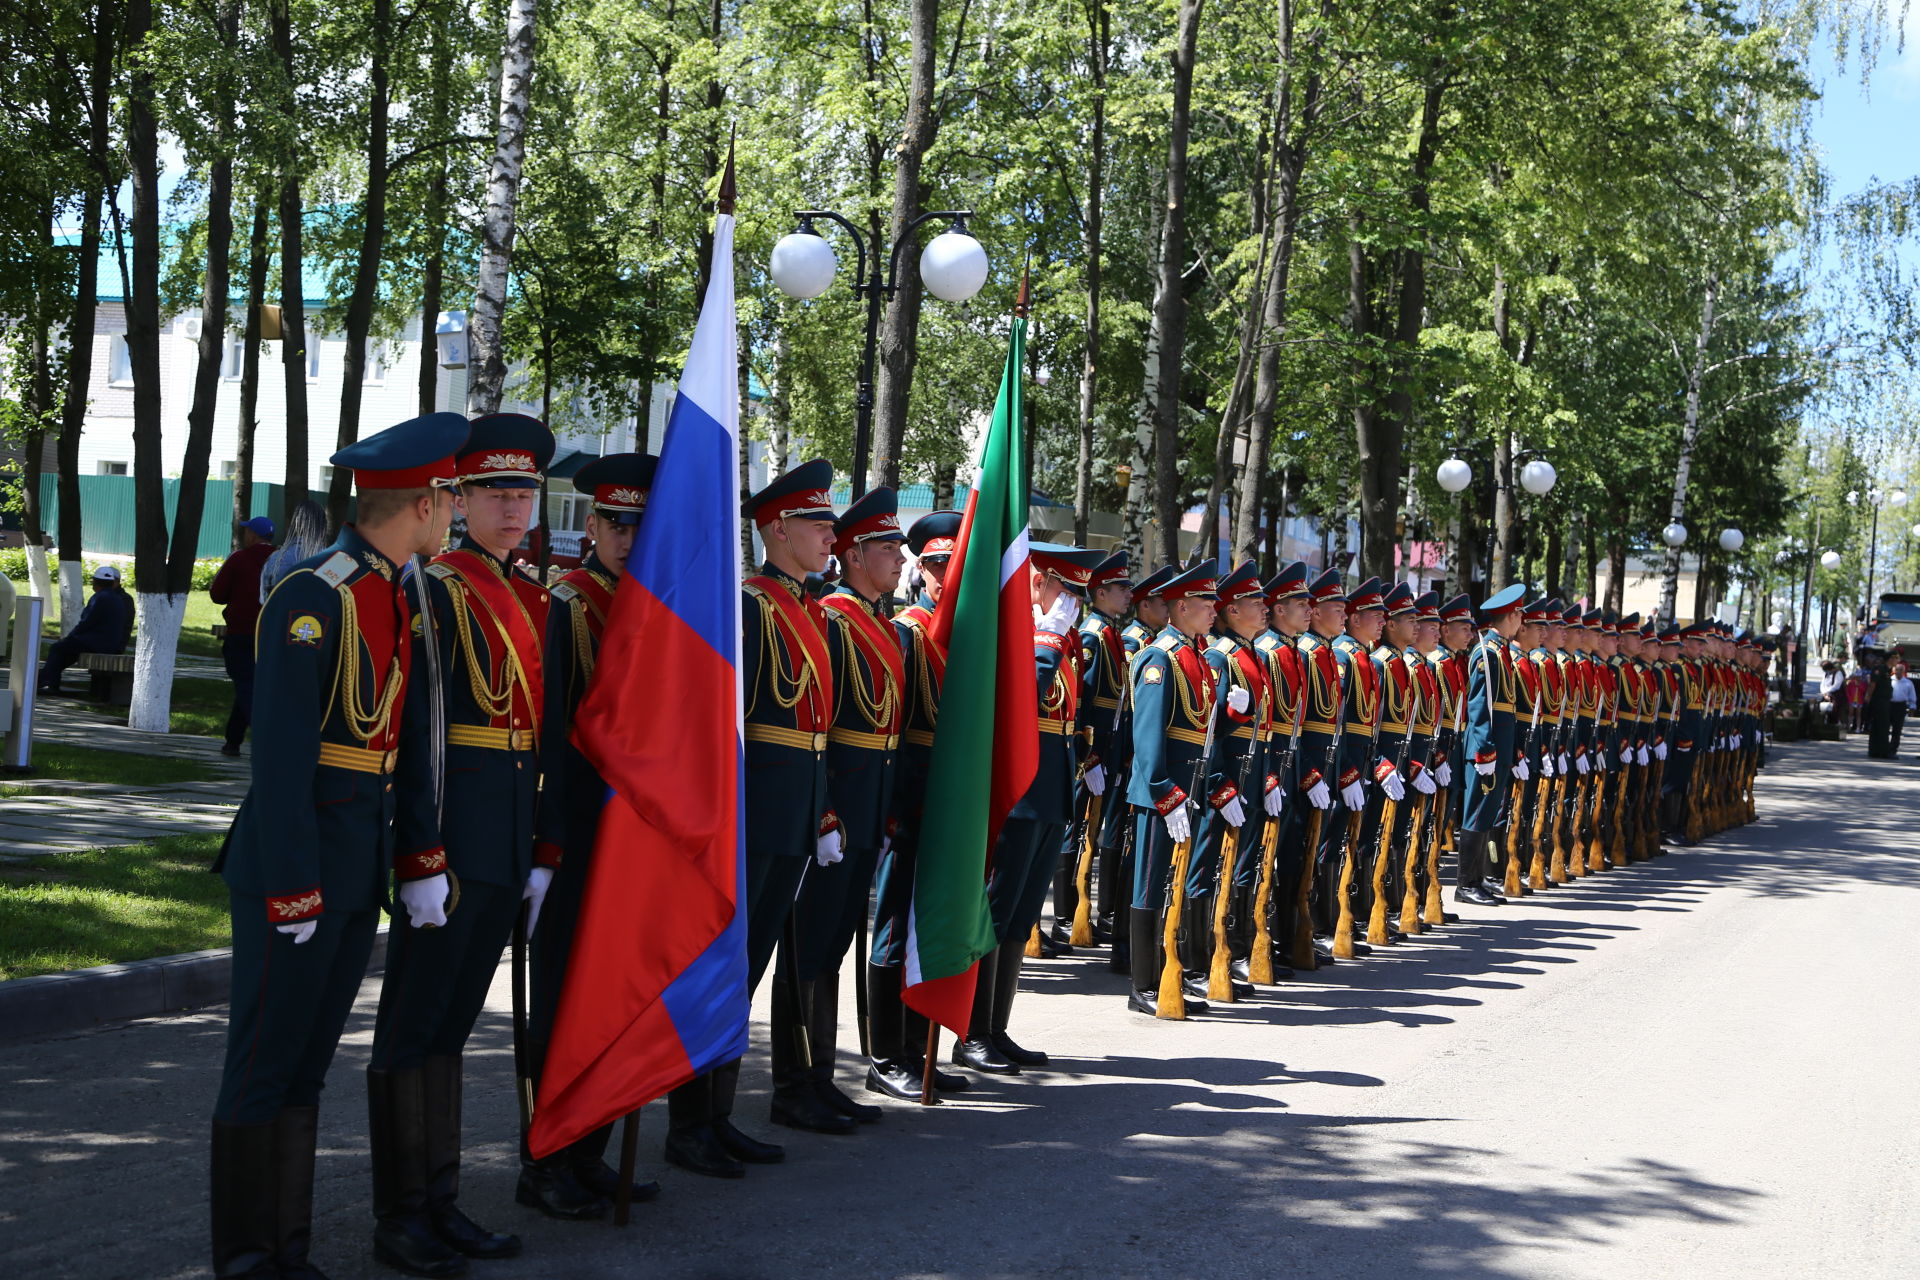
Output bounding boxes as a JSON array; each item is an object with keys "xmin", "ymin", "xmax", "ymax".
[
  {"xmin": 1456, "ymin": 583, "xmax": 1526, "ymax": 907},
  {"xmin": 518, "ymin": 452, "xmax": 659, "ymax": 1221},
  {"xmin": 864, "ymin": 511, "xmax": 970, "ymax": 1102},
  {"xmin": 369, "ymin": 411, "xmax": 556, "ymax": 1275},
  {"xmin": 209, "ymin": 515, "xmax": 279, "ymax": 755},
  {"xmin": 209, "ymin": 411, "xmax": 466, "ymax": 1280},
  {"xmin": 954, "ymin": 541, "xmax": 1106, "ymax": 1072},
  {"xmin": 787, "ymin": 486, "xmax": 906, "ymax": 1123},
  {"xmin": 1124, "ymin": 558, "xmax": 1225, "ymax": 1016}
]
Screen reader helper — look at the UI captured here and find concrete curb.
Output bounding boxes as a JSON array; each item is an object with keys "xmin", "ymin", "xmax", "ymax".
[{"xmin": 0, "ymin": 924, "xmax": 389, "ymax": 1045}]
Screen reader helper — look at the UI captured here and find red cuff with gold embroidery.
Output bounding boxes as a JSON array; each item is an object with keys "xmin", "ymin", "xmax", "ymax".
[
  {"xmin": 1473, "ymin": 750, "xmax": 1497, "ymax": 765},
  {"xmin": 1338, "ymin": 767, "xmax": 1361, "ymax": 788},
  {"xmin": 267, "ymin": 887, "xmax": 323, "ymax": 923},
  {"xmin": 1373, "ymin": 758, "xmax": 1398, "ymax": 782},
  {"xmin": 1034, "ymin": 631, "xmax": 1066, "ymax": 652},
  {"xmin": 395, "ymin": 847, "xmax": 448, "ymax": 882},
  {"xmin": 1407, "ymin": 759, "xmax": 1426, "ymax": 776},
  {"xmin": 534, "ymin": 841, "xmax": 563, "ymax": 870},
  {"xmin": 1301, "ymin": 769, "xmax": 1324, "ymax": 791},
  {"xmin": 1264, "ymin": 773, "xmax": 1280, "ymax": 793},
  {"xmin": 1209, "ymin": 784, "xmax": 1239, "ymax": 809},
  {"xmin": 1153, "ymin": 786, "xmax": 1188, "ymax": 816},
  {"xmin": 819, "ymin": 811, "xmax": 841, "ymax": 837}
]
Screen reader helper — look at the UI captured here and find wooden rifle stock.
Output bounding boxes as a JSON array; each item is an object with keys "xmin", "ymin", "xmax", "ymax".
[
  {"xmin": 1331, "ymin": 811, "xmax": 1363, "ymax": 959},
  {"xmin": 1292, "ymin": 808, "xmax": 1323, "ymax": 970},
  {"xmin": 1609, "ymin": 759, "xmax": 1630, "ymax": 865},
  {"xmin": 1399, "ymin": 789, "xmax": 1428, "ymax": 935},
  {"xmin": 1422, "ymin": 790, "xmax": 1446, "ymax": 926},
  {"xmin": 1156, "ymin": 836, "xmax": 1195, "ymax": 1019},
  {"xmin": 1527, "ymin": 770, "xmax": 1550, "ymax": 890},
  {"xmin": 1070, "ymin": 791, "xmax": 1102, "ymax": 945},
  {"xmin": 1367, "ymin": 796, "xmax": 1398, "ymax": 944},
  {"xmin": 1586, "ymin": 768, "xmax": 1608, "ymax": 872},
  {"xmin": 1207, "ymin": 827, "xmax": 1241, "ymax": 1001},
  {"xmin": 1249, "ymin": 816, "xmax": 1281, "ymax": 984},
  {"xmin": 1502, "ymin": 775, "xmax": 1524, "ymax": 899},
  {"xmin": 1545, "ymin": 775, "xmax": 1568, "ymax": 882}
]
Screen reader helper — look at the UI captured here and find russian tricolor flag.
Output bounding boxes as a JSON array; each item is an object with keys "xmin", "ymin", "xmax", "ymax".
[{"xmin": 527, "ymin": 169, "xmax": 748, "ymax": 1158}]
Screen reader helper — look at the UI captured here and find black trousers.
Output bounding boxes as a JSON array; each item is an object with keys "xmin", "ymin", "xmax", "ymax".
[
  {"xmin": 221, "ymin": 633, "xmax": 257, "ymax": 748},
  {"xmin": 37, "ymin": 636, "xmax": 113, "ymax": 691},
  {"xmin": 371, "ymin": 879, "xmax": 521, "ymax": 1071}
]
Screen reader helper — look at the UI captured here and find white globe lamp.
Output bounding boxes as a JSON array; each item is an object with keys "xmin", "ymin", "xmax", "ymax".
[
  {"xmin": 769, "ymin": 232, "xmax": 838, "ymax": 300},
  {"xmin": 1520, "ymin": 458, "xmax": 1557, "ymax": 495},
  {"xmin": 1662, "ymin": 522, "xmax": 1688, "ymax": 548},
  {"xmin": 1436, "ymin": 457, "xmax": 1472, "ymax": 494},
  {"xmin": 919, "ymin": 231, "xmax": 989, "ymax": 302},
  {"xmin": 1718, "ymin": 528, "xmax": 1744, "ymax": 553}
]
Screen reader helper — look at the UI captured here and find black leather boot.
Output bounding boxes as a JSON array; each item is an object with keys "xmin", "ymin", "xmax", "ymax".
[
  {"xmin": 989, "ymin": 942, "xmax": 1046, "ymax": 1067},
  {"xmin": 663, "ymin": 1072, "xmax": 744, "ymax": 1178},
  {"xmin": 273, "ymin": 1106, "xmax": 328, "ymax": 1280},
  {"xmin": 420, "ymin": 1057, "xmax": 518, "ymax": 1260},
  {"xmin": 768, "ymin": 976, "xmax": 859, "ymax": 1134},
  {"xmin": 953, "ymin": 943, "xmax": 1019, "ymax": 1073},
  {"xmin": 1126, "ymin": 907, "xmax": 1161, "ymax": 1015},
  {"xmin": 369, "ymin": 1069, "xmax": 467, "ymax": 1278},
  {"xmin": 1227, "ymin": 883, "xmax": 1255, "ymax": 984},
  {"xmin": 1096, "ymin": 838, "xmax": 1121, "ymax": 943},
  {"xmin": 808, "ymin": 971, "xmax": 881, "ymax": 1123},
  {"xmin": 566, "ymin": 1122, "xmax": 659, "ymax": 1204},
  {"xmin": 1049, "ymin": 851, "xmax": 1078, "ymax": 948},
  {"xmin": 211, "ymin": 1119, "xmax": 279, "ymax": 1279},
  {"xmin": 1454, "ymin": 831, "xmax": 1500, "ymax": 906},
  {"xmin": 1178, "ymin": 895, "xmax": 1213, "ymax": 1002},
  {"xmin": 516, "ymin": 1152, "xmax": 608, "ymax": 1221}
]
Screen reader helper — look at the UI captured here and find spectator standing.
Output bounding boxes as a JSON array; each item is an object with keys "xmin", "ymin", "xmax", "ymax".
[
  {"xmin": 1820, "ymin": 661, "xmax": 1845, "ymax": 728},
  {"xmin": 1890, "ymin": 662, "xmax": 1915, "ymax": 756},
  {"xmin": 258, "ymin": 500, "xmax": 327, "ymax": 603},
  {"xmin": 208, "ymin": 517, "xmax": 277, "ymax": 756},
  {"xmin": 35, "ymin": 565, "xmax": 135, "ymax": 695},
  {"xmin": 1846, "ymin": 666, "xmax": 1870, "ymax": 733}
]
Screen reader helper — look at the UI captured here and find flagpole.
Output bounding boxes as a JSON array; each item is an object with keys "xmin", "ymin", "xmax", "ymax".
[
  {"xmin": 921, "ymin": 1028, "xmax": 938, "ymax": 1106},
  {"xmin": 613, "ymin": 1109, "xmax": 640, "ymax": 1226}
]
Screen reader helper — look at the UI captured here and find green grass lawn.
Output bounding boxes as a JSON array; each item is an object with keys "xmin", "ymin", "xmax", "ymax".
[
  {"xmin": 3, "ymin": 741, "xmax": 226, "ymax": 789},
  {"xmin": 0, "ymin": 834, "xmax": 230, "ymax": 980},
  {"xmin": 164, "ymin": 672, "xmax": 234, "ymax": 738}
]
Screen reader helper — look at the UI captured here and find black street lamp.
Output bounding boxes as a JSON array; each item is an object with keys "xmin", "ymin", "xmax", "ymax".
[{"xmin": 769, "ymin": 209, "xmax": 989, "ymax": 499}]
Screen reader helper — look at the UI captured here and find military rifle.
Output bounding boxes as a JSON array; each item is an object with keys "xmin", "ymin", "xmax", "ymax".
[
  {"xmin": 1368, "ymin": 667, "xmax": 1417, "ymax": 945},
  {"xmin": 1252, "ymin": 640, "xmax": 1308, "ymax": 982},
  {"xmin": 1294, "ymin": 638, "xmax": 1350, "ymax": 969},
  {"xmin": 1209, "ymin": 657, "xmax": 1264, "ymax": 1001},
  {"xmin": 1157, "ymin": 642, "xmax": 1227, "ymax": 1020},
  {"xmin": 1071, "ymin": 643, "xmax": 1132, "ymax": 945},
  {"xmin": 1424, "ymin": 651, "xmax": 1465, "ymax": 927},
  {"xmin": 1330, "ymin": 644, "xmax": 1369, "ymax": 961}
]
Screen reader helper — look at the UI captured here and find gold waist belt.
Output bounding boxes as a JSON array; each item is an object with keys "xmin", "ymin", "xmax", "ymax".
[
  {"xmin": 744, "ymin": 724, "xmax": 827, "ymax": 752},
  {"xmin": 1167, "ymin": 726, "xmax": 1207, "ymax": 746},
  {"xmin": 1039, "ymin": 718, "xmax": 1072, "ymax": 736},
  {"xmin": 317, "ymin": 742, "xmax": 397, "ymax": 774},
  {"xmin": 447, "ymin": 724, "xmax": 534, "ymax": 752},
  {"xmin": 828, "ymin": 726, "xmax": 900, "ymax": 751},
  {"xmin": 903, "ymin": 728, "xmax": 936, "ymax": 748}
]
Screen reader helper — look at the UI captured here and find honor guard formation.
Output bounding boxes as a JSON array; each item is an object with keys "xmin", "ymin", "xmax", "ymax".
[{"xmin": 207, "ymin": 415, "xmax": 1774, "ymax": 1279}]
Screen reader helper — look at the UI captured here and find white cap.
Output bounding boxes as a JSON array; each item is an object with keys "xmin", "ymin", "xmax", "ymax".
[{"xmin": 92, "ymin": 565, "xmax": 120, "ymax": 582}]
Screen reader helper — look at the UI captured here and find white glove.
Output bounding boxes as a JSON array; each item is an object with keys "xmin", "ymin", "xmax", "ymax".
[
  {"xmin": 1340, "ymin": 779, "xmax": 1366, "ymax": 810},
  {"xmin": 1412, "ymin": 768, "xmax": 1436, "ymax": 795},
  {"xmin": 1219, "ymin": 795, "xmax": 1247, "ymax": 828},
  {"xmin": 277, "ymin": 920, "xmax": 318, "ymax": 945},
  {"xmin": 1558, "ymin": 751, "xmax": 1571, "ymax": 774},
  {"xmin": 1307, "ymin": 780, "xmax": 1332, "ymax": 809},
  {"xmin": 1435, "ymin": 761, "xmax": 1452, "ymax": 788},
  {"xmin": 1227, "ymin": 686, "xmax": 1251, "ymax": 715},
  {"xmin": 1575, "ymin": 752, "xmax": 1590, "ymax": 775},
  {"xmin": 815, "ymin": 828, "xmax": 845, "ymax": 866},
  {"xmin": 1162, "ymin": 804, "xmax": 1192, "ymax": 843},
  {"xmin": 523, "ymin": 866, "xmax": 553, "ymax": 938},
  {"xmin": 1264, "ymin": 784, "xmax": 1284, "ymax": 816},
  {"xmin": 399, "ymin": 873, "xmax": 450, "ymax": 929},
  {"xmin": 1379, "ymin": 769, "xmax": 1406, "ymax": 802},
  {"xmin": 1035, "ymin": 592, "xmax": 1080, "ymax": 636},
  {"xmin": 1474, "ymin": 760, "xmax": 1496, "ymax": 777},
  {"xmin": 1732, "ymin": 733, "xmax": 1742, "ymax": 750},
  {"xmin": 1655, "ymin": 741, "xmax": 1669, "ymax": 761},
  {"xmin": 1513, "ymin": 758, "xmax": 1531, "ymax": 781},
  {"xmin": 1084, "ymin": 763, "xmax": 1106, "ymax": 796},
  {"xmin": 1540, "ymin": 754, "xmax": 1555, "ymax": 778},
  {"xmin": 1636, "ymin": 745, "xmax": 1650, "ymax": 766}
]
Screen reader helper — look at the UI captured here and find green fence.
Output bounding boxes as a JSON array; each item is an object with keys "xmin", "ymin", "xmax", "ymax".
[{"xmin": 38, "ymin": 476, "xmax": 286, "ymax": 559}]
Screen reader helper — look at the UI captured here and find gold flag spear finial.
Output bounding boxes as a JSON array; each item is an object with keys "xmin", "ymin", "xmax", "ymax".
[{"xmin": 1014, "ymin": 257, "xmax": 1031, "ymax": 319}]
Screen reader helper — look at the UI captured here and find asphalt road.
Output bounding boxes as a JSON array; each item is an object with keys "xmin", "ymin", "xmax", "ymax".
[{"xmin": 2, "ymin": 737, "xmax": 1915, "ymax": 1280}]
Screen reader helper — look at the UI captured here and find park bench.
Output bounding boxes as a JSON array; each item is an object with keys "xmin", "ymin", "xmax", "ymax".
[{"xmin": 76, "ymin": 652, "xmax": 135, "ymax": 706}]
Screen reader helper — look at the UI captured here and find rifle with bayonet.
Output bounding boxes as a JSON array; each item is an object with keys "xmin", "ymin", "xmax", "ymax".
[
  {"xmin": 1072, "ymin": 633, "xmax": 1131, "ymax": 945},
  {"xmin": 1330, "ymin": 644, "xmax": 1369, "ymax": 961},
  {"xmin": 1252, "ymin": 638, "xmax": 1308, "ymax": 982},
  {"xmin": 1293, "ymin": 640, "xmax": 1348, "ymax": 971},
  {"xmin": 1424, "ymin": 650, "xmax": 1464, "ymax": 926},
  {"xmin": 1157, "ymin": 641, "xmax": 1227, "ymax": 1020},
  {"xmin": 1369, "ymin": 659, "xmax": 1417, "ymax": 946},
  {"xmin": 1209, "ymin": 652, "xmax": 1264, "ymax": 1001}
]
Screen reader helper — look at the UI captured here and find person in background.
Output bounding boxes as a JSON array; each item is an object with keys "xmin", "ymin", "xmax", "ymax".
[
  {"xmin": 1890, "ymin": 662, "xmax": 1915, "ymax": 757},
  {"xmin": 260, "ymin": 500, "xmax": 328, "ymax": 603},
  {"xmin": 1819, "ymin": 660, "xmax": 1845, "ymax": 728},
  {"xmin": 1846, "ymin": 664, "xmax": 1870, "ymax": 734},
  {"xmin": 209, "ymin": 517, "xmax": 277, "ymax": 757},
  {"xmin": 35, "ymin": 565, "xmax": 135, "ymax": 695}
]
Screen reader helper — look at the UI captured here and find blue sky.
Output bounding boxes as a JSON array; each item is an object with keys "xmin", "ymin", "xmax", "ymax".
[{"xmin": 1805, "ymin": 12, "xmax": 1920, "ymax": 204}]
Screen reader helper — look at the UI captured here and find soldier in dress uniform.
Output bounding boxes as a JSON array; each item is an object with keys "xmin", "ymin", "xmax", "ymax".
[
  {"xmin": 518, "ymin": 453, "xmax": 659, "ymax": 1221},
  {"xmin": 954, "ymin": 543, "xmax": 1105, "ymax": 1072},
  {"xmin": 1294, "ymin": 570, "xmax": 1354, "ymax": 960},
  {"xmin": 1429, "ymin": 595, "xmax": 1473, "ymax": 898},
  {"xmin": 1652, "ymin": 623, "xmax": 1682, "ymax": 850},
  {"xmin": 1560, "ymin": 605, "xmax": 1597, "ymax": 877},
  {"xmin": 1400, "ymin": 592, "xmax": 1447, "ymax": 925},
  {"xmin": 1123, "ymin": 560, "xmax": 1224, "ymax": 1015},
  {"xmin": 1455, "ymin": 584, "xmax": 1526, "ymax": 908},
  {"xmin": 1048, "ymin": 550, "xmax": 1131, "ymax": 953},
  {"xmin": 864, "ymin": 511, "xmax": 971, "ymax": 1102},
  {"xmin": 1356, "ymin": 583, "xmax": 1422, "ymax": 942},
  {"xmin": 209, "ymin": 413, "xmax": 465, "ymax": 1280},
  {"xmin": 368, "ymin": 413, "xmax": 556, "ymax": 1276},
  {"xmin": 1251, "ymin": 562, "xmax": 1310, "ymax": 976},
  {"xmin": 1503, "ymin": 599, "xmax": 1551, "ymax": 896},
  {"xmin": 789, "ymin": 486, "xmax": 907, "ymax": 1124},
  {"xmin": 1196, "ymin": 561, "xmax": 1270, "ymax": 996},
  {"xmin": 1528, "ymin": 601, "xmax": 1572, "ymax": 885},
  {"xmin": 1326, "ymin": 578, "xmax": 1386, "ymax": 953},
  {"xmin": 1124, "ymin": 567, "xmax": 1175, "ymax": 655}
]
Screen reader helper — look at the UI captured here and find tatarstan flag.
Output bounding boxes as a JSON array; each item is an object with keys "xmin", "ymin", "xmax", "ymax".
[{"xmin": 905, "ymin": 279, "xmax": 1038, "ymax": 1037}]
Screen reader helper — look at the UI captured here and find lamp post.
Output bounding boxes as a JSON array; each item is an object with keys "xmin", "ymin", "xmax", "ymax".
[
  {"xmin": 1846, "ymin": 486, "xmax": 1908, "ymax": 617},
  {"xmin": 770, "ymin": 208, "xmax": 989, "ymax": 498},
  {"xmin": 1435, "ymin": 447, "xmax": 1553, "ymax": 594}
]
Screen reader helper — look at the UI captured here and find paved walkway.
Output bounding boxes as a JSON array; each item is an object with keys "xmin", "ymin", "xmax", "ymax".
[
  {"xmin": 0, "ymin": 736, "xmax": 1915, "ymax": 1278},
  {"xmin": 1, "ymin": 695, "xmax": 246, "ymax": 856}
]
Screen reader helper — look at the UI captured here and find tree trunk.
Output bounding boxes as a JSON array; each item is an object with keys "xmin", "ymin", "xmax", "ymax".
[
  {"xmin": 1205, "ymin": 112, "xmax": 1279, "ymax": 565},
  {"xmin": 270, "ymin": 0, "xmax": 309, "ymax": 516},
  {"xmin": 234, "ymin": 187, "xmax": 271, "ymax": 529},
  {"xmin": 1148, "ymin": 0, "xmax": 1206, "ymax": 567},
  {"xmin": 22, "ymin": 200, "xmax": 55, "ymax": 604},
  {"xmin": 56, "ymin": 0, "xmax": 117, "ymax": 629},
  {"xmin": 1543, "ymin": 520, "xmax": 1563, "ymax": 600},
  {"xmin": 1657, "ymin": 268, "xmax": 1719, "ymax": 625},
  {"xmin": 870, "ymin": 0, "xmax": 942, "ymax": 490},
  {"xmin": 417, "ymin": 0, "xmax": 454, "ymax": 416},
  {"xmin": 1073, "ymin": 0, "xmax": 1109, "ymax": 547},
  {"xmin": 767, "ymin": 326, "xmax": 791, "ymax": 476},
  {"xmin": 470, "ymin": 0, "xmax": 539, "ymax": 414},
  {"xmin": 329, "ymin": 0, "xmax": 393, "ymax": 534},
  {"xmin": 1118, "ymin": 170, "xmax": 1165, "ymax": 564},
  {"xmin": 1606, "ymin": 535, "xmax": 1627, "ymax": 613}
]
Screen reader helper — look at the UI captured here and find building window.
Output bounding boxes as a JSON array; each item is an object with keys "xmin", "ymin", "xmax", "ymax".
[
  {"xmin": 222, "ymin": 336, "xmax": 245, "ymax": 380},
  {"xmin": 363, "ymin": 339, "xmax": 389, "ymax": 385},
  {"xmin": 552, "ymin": 492, "xmax": 592, "ymax": 533},
  {"xmin": 98, "ymin": 460, "xmax": 129, "ymax": 476},
  {"xmin": 317, "ymin": 465, "xmax": 335, "ymax": 489},
  {"xmin": 220, "ymin": 460, "xmax": 238, "ymax": 479},
  {"xmin": 107, "ymin": 335, "xmax": 133, "ymax": 386}
]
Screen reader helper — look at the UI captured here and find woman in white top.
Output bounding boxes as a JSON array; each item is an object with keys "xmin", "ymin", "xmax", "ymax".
[{"xmin": 1892, "ymin": 662, "xmax": 1916, "ymax": 755}]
